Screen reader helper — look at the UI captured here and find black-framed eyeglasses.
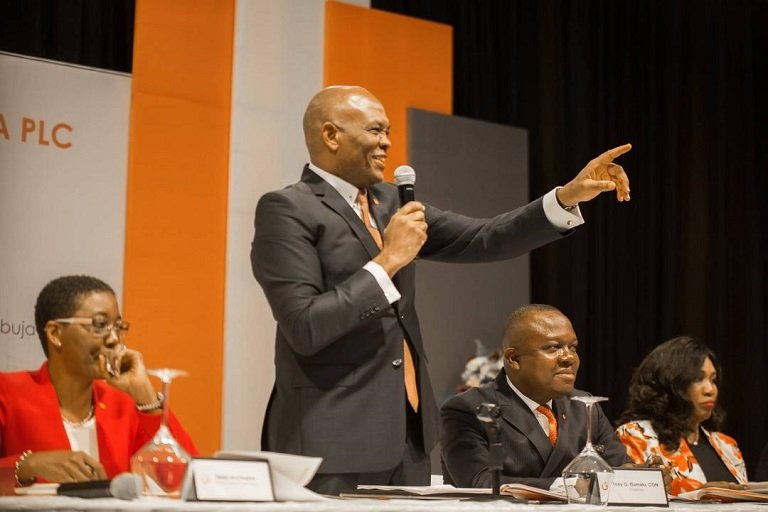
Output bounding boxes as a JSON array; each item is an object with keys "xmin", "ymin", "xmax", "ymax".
[{"xmin": 53, "ymin": 316, "xmax": 130, "ymax": 338}]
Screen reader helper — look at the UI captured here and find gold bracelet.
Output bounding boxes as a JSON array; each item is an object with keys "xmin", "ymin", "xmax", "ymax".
[{"xmin": 15, "ymin": 450, "xmax": 34, "ymax": 487}]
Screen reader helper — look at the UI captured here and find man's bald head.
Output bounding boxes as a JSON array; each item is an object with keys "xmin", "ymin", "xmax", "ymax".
[
  {"xmin": 502, "ymin": 304, "xmax": 564, "ymax": 350},
  {"xmin": 502, "ymin": 304, "xmax": 579, "ymax": 404},
  {"xmin": 302, "ymin": 85, "xmax": 390, "ymax": 187},
  {"xmin": 303, "ymin": 86, "xmax": 376, "ymax": 155}
]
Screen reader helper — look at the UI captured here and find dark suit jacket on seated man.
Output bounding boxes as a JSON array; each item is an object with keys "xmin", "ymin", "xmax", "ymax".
[
  {"xmin": 251, "ymin": 85, "xmax": 632, "ymax": 495},
  {"xmin": 441, "ymin": 305, "xmax": 629, "ymax": 489}
]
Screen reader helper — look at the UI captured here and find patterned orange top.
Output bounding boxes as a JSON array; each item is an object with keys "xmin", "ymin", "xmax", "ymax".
[{"xmin": 616, "ymin": 420, "xmax": 747, "ymax": 496}]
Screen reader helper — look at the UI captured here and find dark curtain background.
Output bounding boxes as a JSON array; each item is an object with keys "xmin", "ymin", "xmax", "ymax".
[
  {"xmin": 2, "ymin": 0, "xmax": 766, "ymax": 475},
  {"xmin": 0, "ymin": 0, "xmax": 134, "ymax": 72},
  {"xmin": 373, "ymin": 0, "xmax": 768, "ymax": 474}
]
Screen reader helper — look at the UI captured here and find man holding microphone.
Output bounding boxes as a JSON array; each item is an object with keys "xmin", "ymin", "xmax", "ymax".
[{"xmin": 250, "ymin": 85, "xmax": 631, "ymax": 494}]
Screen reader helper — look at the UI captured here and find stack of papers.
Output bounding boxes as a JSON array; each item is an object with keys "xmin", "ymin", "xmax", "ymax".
[
  {"xmin": 677, "ymin": 482, "xmax": 768, "ymax": 503},
  {"xmin": 501, "ymin": 483, "xmax": 567, "ymax": 502},
  {"xmin": 215, "ymin": 450, "xmax": 326, "ymax": 501},
  {"xmin": 14, "ymin": 483, "xmax": 59, "ymax": 496}
]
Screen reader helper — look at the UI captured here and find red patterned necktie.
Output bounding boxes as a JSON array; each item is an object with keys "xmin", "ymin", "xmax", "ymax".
[
  {"xmin": 536, "ymin": 404, "xmax": 558, "ymax": 446},
  {"xmin": 357, "ymin": 189, "xmax": 419, "ymax": 412}
]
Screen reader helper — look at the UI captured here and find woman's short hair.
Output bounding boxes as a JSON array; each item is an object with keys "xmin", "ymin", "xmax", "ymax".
[
  {"xmin": 619, "ymin": 336, "xmax": 724, "ymax": 450},
  {"xmin": 34, "ymin": 275, "xmax": 114, "ymax": 357}
]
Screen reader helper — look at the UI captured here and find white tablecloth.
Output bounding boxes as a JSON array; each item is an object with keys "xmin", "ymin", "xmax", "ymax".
[{"xmin": 1, "ymin": 496, "xmax": 767, "ymax": 512}]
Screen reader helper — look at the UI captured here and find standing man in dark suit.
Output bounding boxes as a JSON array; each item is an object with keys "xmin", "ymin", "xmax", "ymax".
[
  {"xmin": 441, "ymin": 304, "xmax": 629, "ymax": 489},
  {"xmin": 251, "ymin": 86, "xmax": 631, "ymax": 495}
]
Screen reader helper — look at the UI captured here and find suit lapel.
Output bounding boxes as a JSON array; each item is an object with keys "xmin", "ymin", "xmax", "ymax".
[
  {"xmin": 540, "ymin": 396, "xmax": 576, "ymax": 476},
  {"xmin": 39, "ymin": 363, "xmax": 73, "ymax": 449},
  {"xmin": 92, "ymin": 384, "xmax": 120, "ymax": 477},
  {"xmin": 494, "ymin": 373, "xmax": 554, "ymax": 465},
  {"xmin": 301, "ymin": 167, "xmax": 381, "ymax": 259},
  {"xmin": 368, "ymin": 185, "xmax": 394, "ymax": 236}
]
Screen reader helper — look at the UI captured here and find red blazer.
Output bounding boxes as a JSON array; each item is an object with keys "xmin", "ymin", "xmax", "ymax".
[{"xmin": 0, "ymin": 363, "xmax": 198, "ymax": 488}]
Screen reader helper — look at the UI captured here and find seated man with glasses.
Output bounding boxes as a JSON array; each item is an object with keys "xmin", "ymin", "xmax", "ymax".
[
  {"xmin": 441, "ymin": 304, "xmax": 628, "ymax": 489},
  {"xmin": 0, "ymin": 275, "xmax": 197, "ymax": 489}
]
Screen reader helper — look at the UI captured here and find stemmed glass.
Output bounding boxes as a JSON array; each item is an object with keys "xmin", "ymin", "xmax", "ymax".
[
  {"xmin": 561, "ymin": 396, "xmax": 614, "ymax": 506},
  {"xmin": 130, "ymin": 368, "xmax": 190, "ymax": 498}
]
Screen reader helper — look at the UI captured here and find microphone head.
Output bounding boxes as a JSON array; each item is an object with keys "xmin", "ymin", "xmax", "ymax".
[
  {"xmin": 394, "ymin": 165, "xmax": 416, "ymax": 186},
  {"xmin": 109, "ymin": 472, "xmax": 143, "ymax": 500}
]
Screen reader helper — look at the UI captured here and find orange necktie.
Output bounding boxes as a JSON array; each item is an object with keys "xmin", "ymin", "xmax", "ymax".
[
  {"xmin": 357, "ymin": 189, "xmax": 419, "ymax": 412},
  {"xmin": 536, "ymin": 404, "xmax": 558, "ymax": 446}
]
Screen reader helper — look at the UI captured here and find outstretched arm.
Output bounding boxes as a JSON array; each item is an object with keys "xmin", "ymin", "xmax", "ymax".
[{"xmin": 557, "ymin": 143, "xmax": 632, "ymax": 207}]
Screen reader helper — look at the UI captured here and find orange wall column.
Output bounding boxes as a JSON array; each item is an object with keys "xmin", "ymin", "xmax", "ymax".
[
  {"xmin": 123, "ymin": 0, "xmax": 234, "ymax": 455},
  {"xmin": 324, "ymin": 1, "xmax": 452, "ymax": 181}
]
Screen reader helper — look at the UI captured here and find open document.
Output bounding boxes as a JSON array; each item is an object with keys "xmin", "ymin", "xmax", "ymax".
[{"xmin": 347, "ymin": 483, "xmax": 566, "ymax": 502}]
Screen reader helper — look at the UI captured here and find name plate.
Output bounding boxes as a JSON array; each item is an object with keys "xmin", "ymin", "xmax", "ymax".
[
  {"xmin": 181, "ymin": 458, "xmax": 275, "ymax": 502},
  {"xmin": 608, "ymin": 468, "xmax": 668, "ymax": 507}
]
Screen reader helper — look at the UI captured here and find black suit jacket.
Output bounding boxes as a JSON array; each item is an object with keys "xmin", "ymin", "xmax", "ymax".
[
  {"xmin": 441, "ymin": 371, "xmax": 629, "ymax": 488},
  {"xmin": 251, "ymin": 166, "xmax": 565, "ymax": 474}
]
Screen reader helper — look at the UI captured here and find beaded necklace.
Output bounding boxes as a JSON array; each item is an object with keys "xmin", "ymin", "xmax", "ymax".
[{"xmin": 61, "ymin": 405, "xmax": 94, "ymax": 428}]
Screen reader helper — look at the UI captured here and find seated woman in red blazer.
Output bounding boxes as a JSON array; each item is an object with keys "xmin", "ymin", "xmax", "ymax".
[{"xmin": 0, "ymin": 275, "xmax": 198, "ymax": 488}]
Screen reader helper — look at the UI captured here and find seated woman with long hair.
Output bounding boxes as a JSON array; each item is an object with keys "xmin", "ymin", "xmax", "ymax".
[
  {"xmin": 0, "ymin": 275, "xmax": 198, "ymax": 488},
  {"xmin": 616, "ymin": 336, "xmax": 746, "ymax": 496}
]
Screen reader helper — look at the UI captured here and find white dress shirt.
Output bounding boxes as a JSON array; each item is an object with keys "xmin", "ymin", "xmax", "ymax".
[
  {"xmin": 506, "ymin": 374, "xmax": 554, "ymax": 438},
  {"xmin": 63, "ymin": 416, "xmax": 100, "ymax": 460}
]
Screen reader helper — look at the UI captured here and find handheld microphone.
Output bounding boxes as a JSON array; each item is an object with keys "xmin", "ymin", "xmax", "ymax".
[
  {"xmin": 57, "ymin": 473, "xmax": 143, "ymax": 500},
  {"xmin": 394, "ymin": 165, "xmax": 416, "ymax": 205},
  {"xmin": 109, "ymin": 472, "xmax": 143, "ymax": 500}
]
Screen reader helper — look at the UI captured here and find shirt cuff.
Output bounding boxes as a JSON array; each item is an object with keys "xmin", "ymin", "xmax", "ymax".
[
  {"xmin": 543, "ymin": 187, "xmax": 585, "ymax": 231},
  {"xmin": 363, "ymin": 261, "xmax": 401, "ymax": 304}
]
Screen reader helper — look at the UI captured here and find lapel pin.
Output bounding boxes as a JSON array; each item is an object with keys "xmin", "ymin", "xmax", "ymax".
[{"xmin": 562, "ymin": 413, "xmax": 567, "ymax": 420}]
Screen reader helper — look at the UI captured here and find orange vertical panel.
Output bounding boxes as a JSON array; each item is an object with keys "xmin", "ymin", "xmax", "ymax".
[
  {"xmin": 124, "ymin": 0, "xmax": 234, "ymax": 455},
  {"xmin": 324, "ymin": 1, "xmax": 452, "ymax": 182}
]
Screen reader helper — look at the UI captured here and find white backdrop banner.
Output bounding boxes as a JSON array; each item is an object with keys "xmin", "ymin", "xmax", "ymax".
[{"xmin": 0, "ymin": 52, "xmax": 131, "ymax": 371}]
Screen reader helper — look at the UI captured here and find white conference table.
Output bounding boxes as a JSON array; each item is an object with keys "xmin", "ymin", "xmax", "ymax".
[{"xmin": 2, "ymin": 496, "xmax": 768, "ymax": 512}]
